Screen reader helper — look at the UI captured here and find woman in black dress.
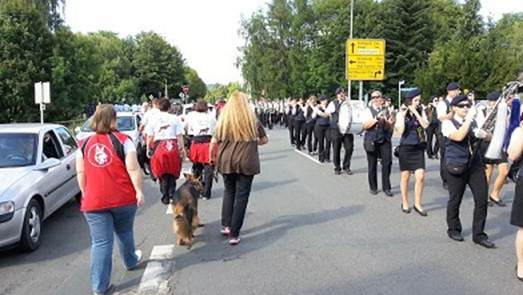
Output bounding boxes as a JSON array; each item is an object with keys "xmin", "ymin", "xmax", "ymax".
[
  {"xmin": 508, "ymin": 122, "xmax": 523, "ymax": 280},
  {"xmin": 394, "ymin": 89, "xmax": 429, "ymax": 216}
]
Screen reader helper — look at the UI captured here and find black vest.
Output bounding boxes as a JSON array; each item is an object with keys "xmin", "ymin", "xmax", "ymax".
[
  {"xmin": 316, "ymin": 106, "xmax": 330, "ymax": 126},
  {"xmin": 445, "ymin": 119, "xmax": 480, "ymax": 167},
  {"xmin": 329, "ymin": 100, "xmax": 342, "ymax": 129},
  {"xmin": 305, "ymin": 106, "xmax": 315, "ymax": 123},
  {"xmin": 364, "ymin": 108, "xmax": 390, "ymax": 143},
  {"xmin": 400, "ymin": 113, "xmax": 425, "ymax": 146},
  {"xmin": 294, "ymin": 105, "xmax": 305, "ymax": 121}
]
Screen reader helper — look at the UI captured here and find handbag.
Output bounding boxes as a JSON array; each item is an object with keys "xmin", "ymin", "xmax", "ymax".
[
  {"xmin": 393, "ymin": 146, "xmax": 400, "ymax": 158},
  {"xmin": 445, "ymin": 161, "xmax": 468, "ymax": 175},
  {"xmin": 363, "ymin": 139, "xmax": 375, "ymax": 153}
]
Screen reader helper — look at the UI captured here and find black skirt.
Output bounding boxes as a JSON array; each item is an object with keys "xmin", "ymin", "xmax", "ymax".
[
  {"xmin": 511, "ymin": 178, "xmax": 523, "ymax": 227},
  {"xmin": 398, "ymin": 144, "xmax": 426, "ymax": 171}
]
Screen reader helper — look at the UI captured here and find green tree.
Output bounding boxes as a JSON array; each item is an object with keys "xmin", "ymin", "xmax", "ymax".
[
  {"xmin": 0, "ymin": 0, "xmax": 52, "ymax": 123},
  {"xmin": 184, "ymin": 66, "xmax": 207, "ymax": 100}
]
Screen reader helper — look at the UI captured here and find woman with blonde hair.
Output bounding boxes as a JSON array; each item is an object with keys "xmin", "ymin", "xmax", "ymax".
[{"xmin": 210, "ymin": 91, "xmax": 268, "ymax": 245}]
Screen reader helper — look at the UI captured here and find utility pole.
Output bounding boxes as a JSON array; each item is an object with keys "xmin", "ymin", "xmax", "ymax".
[{"xmin": 348, "ymin": 0, "xmax": 354, "ymax": 99}]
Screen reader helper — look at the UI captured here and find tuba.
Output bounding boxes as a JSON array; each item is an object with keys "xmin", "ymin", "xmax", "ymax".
[{"xmin": 481, "ymin": 74, "xmax": 523, "ymax": 160}]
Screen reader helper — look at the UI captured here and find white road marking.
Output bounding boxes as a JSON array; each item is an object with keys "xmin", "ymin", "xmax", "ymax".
[
  {"xmin": 138, "ymin": 245, "xmax": 176, "ymax": 295},
  {"xmin": 294, "ymin": 149, "xmax": 322, "ymax": 165}
]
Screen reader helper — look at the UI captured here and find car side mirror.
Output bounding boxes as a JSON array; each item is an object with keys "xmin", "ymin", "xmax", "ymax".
[
  {"xmin": 74, "ymin": 127, "xmax": 81, "ymax": 134},
  {"xmin": 35, "ymin": 158, "xmax": 61, "ymax": 171}
]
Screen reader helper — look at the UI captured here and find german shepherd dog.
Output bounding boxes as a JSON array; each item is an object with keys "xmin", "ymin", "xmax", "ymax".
[{"xmin": 171, "ymin": 173, "xmax": 204, "ymax": 249}]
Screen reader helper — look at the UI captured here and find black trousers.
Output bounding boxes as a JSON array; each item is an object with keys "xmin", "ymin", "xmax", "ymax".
[
  {"xmin": 221, "ymin": 173, "xmax": 254, "ymax": 238},
  {"xmin": 288, "ymin": 117, "xmax": 295, "ymax": 145},
  {"xmin": 426, "ymin": 124, "xmax": 438, "ymax": 157},
  {"xmin": 303, "ymin": 121, "xmax": 315, "ymax": 153},
  {"xmin": 192, "ymin": 163, "xmax": 214, "ymax": 199},
  {"xmin": 331, "ymin": 129, "xmax": 354, "ymax": 172},
  {"xmin": 160, "ymin": 174, "xmax": 177, "ymax": 204},
  {"xmin": 294, "ymin": 120, "xmax": 305, "ymax": 149},
  {"xmin": 446, "ymin": 164, "xmax": 489, "ymax": 242},
  {"xmin": 365, "ymin": 140, "xmax": 392, "ymax": 191},
  {"xmin": 315, "ymin": 124, "xmax": 331, "ymax": 162},
  {"xmin": 438, "ymin": 134, "xmax": 448, "ymax": 184}
]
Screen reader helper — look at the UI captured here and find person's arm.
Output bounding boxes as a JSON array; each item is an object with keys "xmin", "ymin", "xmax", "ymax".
[
  {"xmin": 508, "ymin": 126, "xmax": 523, "ymax": 162},
  {"xmin": 362, "ymin": 109, "xmax": 378, "ymax": 130},
  {"xmin": 410, "ymin": 106, "xmax": 429, "ymax": 129},
  {"xmin": 125, "ymin": 146, "xmax": 144, "ymax": 207},
  {"xmin": 257, "ymin": 123, "xmax": 269, "ymax": 145},
  {"xmin": 437, "ymin": 101, "xmax": 454, "ymax": 121},
  {"xmin": 209, "ymin": 136, "xmax": 219, "ymax": 165},
  {"xmin": 394, "ymin": 112, "xmax": 406, "ymax": 135},
  {"xmin": 75, "ymin": 151, "xmax": 85, "ymax": 197}
]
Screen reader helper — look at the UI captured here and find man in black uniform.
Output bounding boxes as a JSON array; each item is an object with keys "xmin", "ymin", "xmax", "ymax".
[
  {"xmin": 442, "ymin": 94, "xmax": 495, "ymax": 248},
  {"xmin": 362, "ymin": 91, "xmax": 395, "ymax": 196},
  {"xmin": 326, "ymin": 88, "xmax": 354, "ymax": 175}
]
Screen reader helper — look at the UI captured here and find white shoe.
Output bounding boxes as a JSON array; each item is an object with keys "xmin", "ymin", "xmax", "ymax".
[{"xmin": 127, "ymin": 249, "xmax": 142, "ymax": 271}]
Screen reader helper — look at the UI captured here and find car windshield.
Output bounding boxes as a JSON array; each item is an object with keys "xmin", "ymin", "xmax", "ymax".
[
  {"xmin": 0, "ymin": 133, "xmax": 38, "ymax": 168},
  {"xmin": 81, "ymin": 116, "xmax": 136, "ymax": 132}
]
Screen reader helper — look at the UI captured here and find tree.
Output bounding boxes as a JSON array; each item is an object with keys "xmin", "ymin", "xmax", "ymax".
[
  {"xmin": 0, "ymin": 0, "xmax": 52, "ymax": 123},
  {"xmin": 184, "ymin": 66, "xmax": 207, "ymax": 100},
  {"xmin": 459, "ymin": 0, "xmax": 484, "ymax": 40},
  {"xmin": 133, "ymin": 32, "xmax": 185, "ymax": 98}
]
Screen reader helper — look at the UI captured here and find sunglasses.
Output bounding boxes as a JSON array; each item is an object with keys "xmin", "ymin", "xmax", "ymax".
[{"xmin": 456, "ymin": 104, "xmax": 471, "ymax": 109}]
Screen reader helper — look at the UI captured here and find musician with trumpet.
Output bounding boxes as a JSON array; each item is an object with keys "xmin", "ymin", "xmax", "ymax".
[
  {"xmin": 362, "ymin": 90, "xmax": 395, "ymax": 197},
  {"xmin": 441, "ymin": 94, "xmax": 495, "ymax": 248}
]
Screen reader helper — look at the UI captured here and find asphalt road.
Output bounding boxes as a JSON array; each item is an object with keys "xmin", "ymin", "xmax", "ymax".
[{"xmin": 1, "ymin": 127, "xmax": 522, "ymax": 295}]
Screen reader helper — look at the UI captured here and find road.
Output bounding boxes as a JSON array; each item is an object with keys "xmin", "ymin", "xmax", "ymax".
[{"xmin": 0, "ymin": 127, "xmax": 522, "ymax": 295}]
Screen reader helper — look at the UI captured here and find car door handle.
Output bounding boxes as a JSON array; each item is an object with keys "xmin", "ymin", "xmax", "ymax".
[{"xmin": 66, "ymin": 164, "xmax": 71, "ymax": 170}]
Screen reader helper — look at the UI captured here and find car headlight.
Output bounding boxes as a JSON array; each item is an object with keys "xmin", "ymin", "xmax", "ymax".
[{"xmin": 0, "ymin": 201, "xmax": 15, "ymax": 223}]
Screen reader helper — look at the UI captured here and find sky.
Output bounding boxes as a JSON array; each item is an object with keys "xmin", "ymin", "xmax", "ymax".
[{"xmin": 64, "ymin": 0, "xmax": 523, "ymax": 85}]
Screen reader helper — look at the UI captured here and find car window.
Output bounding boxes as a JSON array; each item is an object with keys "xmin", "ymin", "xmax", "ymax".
[
  {"xmin": 117, "ymin": 116, "xmax": 135, "ymax": 131},
  {"xmin": 42, "ymin": 131, "xmax": 64, "ymax": 160},
  {"xmin": 0, "ymin": 133, "xmax": 38, "ymax": 168},
  {"xmin": 55, "ymin": 127, "xmax": 78, "ymax": 156}
]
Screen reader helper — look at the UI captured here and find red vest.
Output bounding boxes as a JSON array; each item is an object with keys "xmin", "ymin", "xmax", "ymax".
[{"xmin": 81, "ymin": 132, "xmax": 136, "ymax": 212}]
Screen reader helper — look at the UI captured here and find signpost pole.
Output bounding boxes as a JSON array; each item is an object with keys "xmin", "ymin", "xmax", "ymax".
[{"xmin": 348, "ymin": 0, "xmax": 354, "ymax": 99}]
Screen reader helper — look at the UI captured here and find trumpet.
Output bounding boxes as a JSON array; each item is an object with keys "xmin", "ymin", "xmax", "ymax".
[{"xmin": 482, "ymin": 74, "xmax": 523, "ymax": 160}]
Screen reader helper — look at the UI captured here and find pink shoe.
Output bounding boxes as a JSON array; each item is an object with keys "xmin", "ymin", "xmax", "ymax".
[
  {"xmin": 220, "ymin": 227, "xmax": 231, "ymax": 236},
  {"xmin": 229, "ymin": 237, "xmax": 240, "ymax": 245}
]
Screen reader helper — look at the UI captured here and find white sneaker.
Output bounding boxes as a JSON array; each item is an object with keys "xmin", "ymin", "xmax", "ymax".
[{"xmin": 127, "ymin": 249, "xmax": 142, "ymax": 271}]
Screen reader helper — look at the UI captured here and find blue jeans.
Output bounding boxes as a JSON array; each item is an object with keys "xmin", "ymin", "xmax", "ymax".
[{"xmin": 84, "ymin": 205, "xmax": 139, "ymax": 294}]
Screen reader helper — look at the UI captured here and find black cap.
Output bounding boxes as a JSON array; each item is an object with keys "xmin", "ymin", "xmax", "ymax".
[
  {"xmin": 405, "ymin": 88, "xmax": 421, "ymax": 100},
  {"xmin": 447, "ymin": 82, "xmax": 460, "ymax": 91},
  {"xmin": 450, "ymin": 95, "xmax": 469, "ymax": 106},
  {"xmin": 335, "ymin": 87, "xmax": 345, "ymax": 95},
  {"xmin": 486, "ymin": 91, "xmax": 501, "ymax": 101}
]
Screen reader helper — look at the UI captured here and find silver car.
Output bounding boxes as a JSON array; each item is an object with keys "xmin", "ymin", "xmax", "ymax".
[{"xmin": 0, "ymin": 124, "xmax": 80, "ymax": 251}]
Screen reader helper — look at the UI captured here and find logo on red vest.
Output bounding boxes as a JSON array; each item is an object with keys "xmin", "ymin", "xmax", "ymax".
[{"xmin": 87, "ymin": 143, "xmax": 113, "ymax": 167}]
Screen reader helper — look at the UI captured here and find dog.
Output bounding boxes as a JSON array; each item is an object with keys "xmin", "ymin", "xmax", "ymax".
[{"xmin": 171, "ymin": 173, "xmax": 204, "ymax": 249}]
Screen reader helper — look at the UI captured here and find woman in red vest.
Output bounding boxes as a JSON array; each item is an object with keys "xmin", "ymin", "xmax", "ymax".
[
  {"xmin": 76, "ymin": 105, "xmax": 145, "ymax": 295},
  {"xmin": 185, "ymin": 99, "xmax": 217, "ymax": 200},
  {"xmin": 145, "ymin": 98, "xmax": 185, "ymax": 204}
]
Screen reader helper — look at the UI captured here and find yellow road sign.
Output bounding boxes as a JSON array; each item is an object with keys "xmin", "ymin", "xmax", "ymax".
[{"xmin": 346, "ymin": 39, "xmax": 386, "ymax": 81}]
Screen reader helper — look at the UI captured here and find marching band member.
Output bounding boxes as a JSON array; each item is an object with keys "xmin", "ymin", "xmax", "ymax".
[
  {"xmin": 286, "ymin": 98, "xmax": 296, "ymax": 146},
  {"xmin": 313, "ymin": 96, "xmax": 331, "ymax": 163},
  {"xmin": 508, "ymin": 120, "xmax": 523, "ymax": 281},
  {"xmin": 480, "ymin": 91, "xmax": 509, "ymax": 207},
  {"xmin": 437, "ymin": 82, "xmax": 461, "ymax": 189},
  {"xmin": 146, "ymin": 98, "xmax": 185, "ymax": 205},
  {"xmin": 303, "ymin": 96, "xmax": 317, "ymax": 155},
  {"xmin": 327, "ymin": 88, "xmax": 354, "ymax": 175},
  {"xmin": 442, "ymin": 94, "xmax": 495, "ymax": 248},
  {"xmin": 395, "ymin": 89, "xmax": 429, "ymax": 215},
  {"xmin": 293, "ymin": 98, "xmax": 306, "ymax": 150},
  {"xmin": 185, "ymin": 99, "xmax": 217, "ymax": 200},
  {"xmin": 426, "ymin": 96, "xmax": 440, "ymax": 159},
  {"xmin": 362, "ymin": 91, "xmax": 394, "ymax": 196}
]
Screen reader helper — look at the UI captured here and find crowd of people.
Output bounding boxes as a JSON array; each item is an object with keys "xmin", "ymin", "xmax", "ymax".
[
  {"xmin": 273, "ymin": 82, "xmax": 523, "ymax": 280},
  {"xmin": 75, "ymin": 82, "xmax": 523, "ymax": 294}
]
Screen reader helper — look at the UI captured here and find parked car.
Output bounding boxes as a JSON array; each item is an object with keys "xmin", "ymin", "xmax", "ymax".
[
  {"xmin": 75, "ymin": 112, "xmax": 143, "ymax": 147},
  {"xmin": 0, "ymin": 124, "xmax": 80, "ymax": 251}
]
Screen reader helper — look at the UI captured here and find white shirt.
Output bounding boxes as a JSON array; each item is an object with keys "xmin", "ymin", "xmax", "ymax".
[
  {"xmin": 141, "ymin": 108, "xmax": 160, "ymax": 128},
  {"xmin": 184, "ymin": 111, "xmax": 216, "ymax": 136},
  {"xmin": 437, "ymin": 96, "xmax": 452, "ymax": 119},
  {"xmin": 441, "ymin": 115, "xmax": 465, "ymax": 138},
  {"xmin": 145, "ymin": 112, "xmax": 184, "ymax": 140},
  {"xmin": 361, "ymin": 106, "xmax": 382, "ymax": 124},
  {"xmin": 326, "ymin": 100, "xmax": 353, "ymax": 134}
]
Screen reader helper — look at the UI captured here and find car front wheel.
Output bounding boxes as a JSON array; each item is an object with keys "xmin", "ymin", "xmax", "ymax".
[{"xmin": 19, "ymin": 199, "xmax": 42, "ymax": 251}]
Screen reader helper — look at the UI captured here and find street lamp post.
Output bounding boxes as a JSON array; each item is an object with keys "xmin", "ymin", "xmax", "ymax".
[
  {"xmin": 398, "ymin": 80, "xmax": 405, "ymax": 109},
  {"xmin": 348, "ymin": 0, "xmax": 354, "ymax": 99}
]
